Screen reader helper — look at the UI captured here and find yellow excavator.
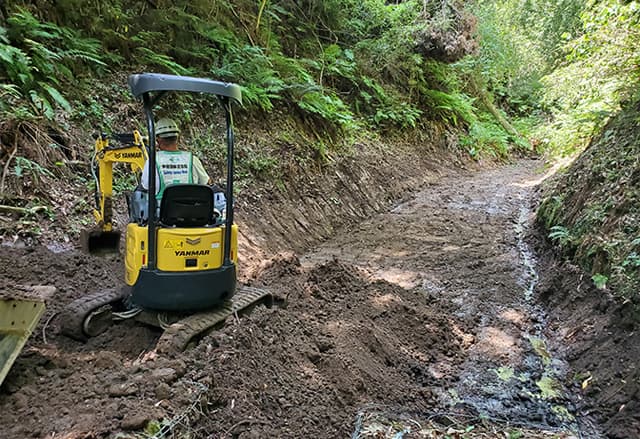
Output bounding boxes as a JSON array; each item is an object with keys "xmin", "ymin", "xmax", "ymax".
[{"xmin": 60, "ymin": 73, "xmax": 273, "ymax": 352}]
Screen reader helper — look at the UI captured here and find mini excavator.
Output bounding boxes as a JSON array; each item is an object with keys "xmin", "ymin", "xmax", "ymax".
[{"xmin": 61, "ymin": 73, "xmax": 272, "ymax": 352}]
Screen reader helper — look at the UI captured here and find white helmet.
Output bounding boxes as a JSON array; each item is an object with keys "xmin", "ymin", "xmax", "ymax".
[{"xmin": 155, "ymin": 117, "xmax": 180, "ymax": 138}]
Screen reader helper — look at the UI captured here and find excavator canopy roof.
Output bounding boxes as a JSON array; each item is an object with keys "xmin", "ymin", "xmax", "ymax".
[{"xmin": 128, "ymin": 73, "xmax": 242, "ymax": 104}]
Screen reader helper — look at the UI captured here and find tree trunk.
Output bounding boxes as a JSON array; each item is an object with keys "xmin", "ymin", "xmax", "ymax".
[{"xmin": 469, "ymin": 77, "xmax": 529, "ymax": 146}]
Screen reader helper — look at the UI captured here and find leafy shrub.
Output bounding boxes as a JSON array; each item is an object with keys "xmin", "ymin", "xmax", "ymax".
[
  {"xmin": 423, "ymin": 89, "xmax": 476, "ymax": 127},
  {"xmin": 460, "ymin": 117, "xmax": 511, "ymax": 159}
]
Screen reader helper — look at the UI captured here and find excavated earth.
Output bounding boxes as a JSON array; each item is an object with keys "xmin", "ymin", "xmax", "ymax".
[{"xmin": 0, "ymin": 152, "xmax": 633, "ymax": 438}]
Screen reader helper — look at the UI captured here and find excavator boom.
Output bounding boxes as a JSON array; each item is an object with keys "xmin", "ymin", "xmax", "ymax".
[{"xmin": 82, "ymin": 131, "xmax": 148, "ymax": 254}]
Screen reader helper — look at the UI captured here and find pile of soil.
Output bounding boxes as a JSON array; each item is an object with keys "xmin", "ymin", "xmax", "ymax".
[
  {"xmin": 0, "ymin": 249, "xmax": 467, "ymax": 438},
  {"xmin": 184, "ymin": 256, "xmax": 469, "ymax": 437}
]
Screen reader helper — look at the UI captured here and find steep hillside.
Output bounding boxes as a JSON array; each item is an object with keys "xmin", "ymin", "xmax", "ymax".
[
  {"xmin": 0, "ymin": 0, "xmax": 514, "ymax": 243},
  {"xmin": 537, "ymin": 95, "xmax": 640, "ymax": 301},
  {"xmin": 535, "ymin": 94, "xmax": 640, "ymax": 438}
]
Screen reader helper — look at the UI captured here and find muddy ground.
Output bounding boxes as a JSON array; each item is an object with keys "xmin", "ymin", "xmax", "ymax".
[{"xmin": 0, "ymin": 157, "xmax": 636, "ymax": 438}]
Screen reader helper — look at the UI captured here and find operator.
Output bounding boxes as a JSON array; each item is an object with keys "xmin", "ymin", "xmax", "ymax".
[{"xmin": 141, "ymin": 117, "xmax": 211, "ymax": 199}]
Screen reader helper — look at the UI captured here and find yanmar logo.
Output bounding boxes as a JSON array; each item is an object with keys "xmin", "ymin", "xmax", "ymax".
[
  {"xmin": 175, "ymin": 250, "xmax": 210, "ymax": 257},
  {"xmin": 114, "ymin": 152, "xmax": 143, "ymax": 159}
]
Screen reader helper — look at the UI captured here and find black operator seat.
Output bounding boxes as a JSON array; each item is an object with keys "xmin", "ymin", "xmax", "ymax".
[{"xmin": 159, "ymin": 184, "xmax": 214, "ymax": 227}]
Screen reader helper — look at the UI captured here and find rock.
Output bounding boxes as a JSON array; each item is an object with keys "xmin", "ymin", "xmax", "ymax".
[
  {"xmin": 107, "ymin": 382, "xmax": 139, "ymax": 397},
  {"xmin": 94, "ymin": 351, "xmax": 122, "ymax": 369},
  {"xmin": 13, "ymin": 393, "xmax": 28, "ymax": 410},
  {"xmin": 151, "ymin": 367, "xmax": 178, "ymax": 383},
  {"xmin": 155, "ymin": 382, "xmax": 171, "ymax": 400},
  {"xmin": 121, "ymin": 412, "xmax": 152, "ymax": 431},
  {"xmin": 315, "ymin": 338, "xmax": 334, "ymax": 353},
  {"xmin": 57, "ymin": 368, "xmax": 73, "ymax": 379},
  {"xmin": 305, "ymin": 349, "xmax": 321, "ymax": 364},
  {"xmin": 165, "ymin": 359, "xmax": 187, "ymax": 379}
]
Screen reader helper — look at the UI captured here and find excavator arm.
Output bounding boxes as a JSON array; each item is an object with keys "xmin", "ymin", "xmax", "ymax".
[{"xmin": 82, "ymin": 131, "xmax": 148, "ymax": 253}]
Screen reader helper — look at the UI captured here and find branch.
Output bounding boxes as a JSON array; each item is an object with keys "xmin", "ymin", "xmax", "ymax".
[
  {"xmin": 469, "ymin": 76, "xmax": 529, "ymax": 145},
  {"xmin": 0, "ymin": 137, "xmax": 17, "ymax": 195},
  {"xmin": 0, "ymin": 204, "xmax": 48, "ymax": 215},
  {"xmin": 256, "ymin": 0, "xmax": 268, "ymax": 33}
]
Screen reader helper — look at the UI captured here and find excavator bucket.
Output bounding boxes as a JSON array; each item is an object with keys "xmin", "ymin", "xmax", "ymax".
[
  {"xmin": 80, "ymin": 228, "xmax": 121, "ymax": 254},
  {"xmin": 0, "ymin": 286, "xmax": 54, "ymax": 387}
]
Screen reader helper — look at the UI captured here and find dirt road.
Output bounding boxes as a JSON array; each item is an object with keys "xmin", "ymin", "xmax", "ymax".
[{"xmin": 0, "ymin": 159, "xmax": 600, "ymax": 438}]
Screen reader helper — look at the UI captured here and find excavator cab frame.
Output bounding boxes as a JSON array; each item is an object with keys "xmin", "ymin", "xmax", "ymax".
[{"xmin": 127, "ymin": 73, "xmax": 242, "ymax": 311}]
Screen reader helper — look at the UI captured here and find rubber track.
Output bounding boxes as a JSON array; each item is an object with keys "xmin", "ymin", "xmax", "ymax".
[
  {"xmin": 156, "ymin": 286, "xmax": 272, "ymax": 353},
  {"xmin": 60, "ymin": 288, "xmax": 128, "ymax": 341}
]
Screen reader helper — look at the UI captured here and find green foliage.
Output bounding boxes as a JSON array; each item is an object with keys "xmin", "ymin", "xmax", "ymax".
[
  {"xmin": 297, "ymin": 90, "xmax": 355, "ymax": 130},
  {"xmin": 592, "ymin": 273, "xmax": 608, "ymax": 290},
  {"xmin": 467, "ymin": 0, "xmax": 638, "ymax": 157},
  {"xmin": 423, "ymin": 89, "xmax": 476, "ymax": 127},
  {"xmin": 466, "ymin": 1, "xmax": 548, "ymax": 115},
  {"xmin": 535, "ymin": 0, "xmax": 640, "ymax": 154},
  {"xmin": 0, "ymin": 9, "xmax": 104, "ymax": 119},
  {"xmin": 537, "ymin": 92, "xmax": 640, "ymax": 303},
  {"xmin": 548, "ymin": 225, "xmax": 572, "ymax": 247},
  {"xmin": 13, "ymin": 156, "xmax": 55, "ymax": 183},
  {"xmin": 460, "ymin": 118, "xmax": 511, "ymax": 159},
  {"xmin": 211, "ymin": 45, "xmax": 287, "ymax": 112},
  {"xmin": 0, "ymin": 0, "xmax": 543, "ymax": 164},
  {"xmin": 0, "ymin": 0, "xmax": 495, "ymax": 140},
  {"xmin": 508, "ymin": 430, "xmax": 525, "ymax": 439},
  {"xmin": 622, "ymin": 251, "xmax": 640, "ymax": 269},
  {"xmin": 134, "ymin": 47, "xmax": 192, "ymax": 76},
  {"xmin": 372, "ymin": 102, "xmax": 422, "ymax": 129}
]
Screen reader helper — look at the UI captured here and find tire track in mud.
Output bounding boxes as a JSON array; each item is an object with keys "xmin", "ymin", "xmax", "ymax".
[{"xmin": 302, "ymin": 159, "xmax": 601, "ymax": 437}]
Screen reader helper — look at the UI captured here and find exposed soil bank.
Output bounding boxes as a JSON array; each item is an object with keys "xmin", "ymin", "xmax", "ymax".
[
  {"xmin": 535, "ymin": 242, "xmax": 640, "ymax": 439},
  {"xmin": 234, "ymin": 135, "xmax": 466, "ymax": 273}
]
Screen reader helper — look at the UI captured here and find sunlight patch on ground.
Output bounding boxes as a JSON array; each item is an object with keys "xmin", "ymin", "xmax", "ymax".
[
  {"xmin": 513, "ymin": 156, "xmax": 575, "ymax": 188},
  {"xmin": 370, "ymin": 267, "xmax": 421, "ymax": 289},
  {"xmin": 499, "ymin": 308, "xmax": 526, "ymax": 326},
  {"xmin": 475, "ymin": 326, "xmax": 522, "ymax": 361},
  {"xmin": 450, "ymin": 322, "xmax": 475, "ymax": 348},
  {"xmin": 369, "ymin": 293, "xmax": 403, "ymax": 310}
]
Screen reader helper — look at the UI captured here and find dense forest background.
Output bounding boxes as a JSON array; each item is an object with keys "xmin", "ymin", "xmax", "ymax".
[
  {"xmin": 0, "ymin": 0, "xmax": 639, "ymax": 303},
  {"xmin": 1, "ymin": 0, "xmax": 637, "ymax": 157}
]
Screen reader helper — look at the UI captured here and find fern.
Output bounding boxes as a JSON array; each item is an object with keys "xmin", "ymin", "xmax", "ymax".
[
  {"xmin": 39, "ymin": 82, "xmax": 72, "ymax": 113},
  {"xmin": 372, "ymin": 102, "xmax": 423, "ymax": 129},
  {"xmin": 210, "ymin": 45, "xmax": 287, "ymax": 112},
  {"xmin": 460, "ymin": 117, "xmax": 511, "ymax": 159},
  {"xmin": 297, "ymin": 91, "xmax": 355, "ymax": 129},
  {"xmin": 423, "ymin": 89, "xmax": 476, "ymax": 127},
  {"xmin": 1, "ymin": 9, "xmax": 105, "ymax": 119},
  {"xmin": 134, "ymin": 47, "xmax": 193, "ymax": 76}
]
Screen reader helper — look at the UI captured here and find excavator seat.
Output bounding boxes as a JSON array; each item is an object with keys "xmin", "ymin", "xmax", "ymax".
[{"xmin": 160, "ymin": 184, "xmax": 214, "ymax": 227}]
